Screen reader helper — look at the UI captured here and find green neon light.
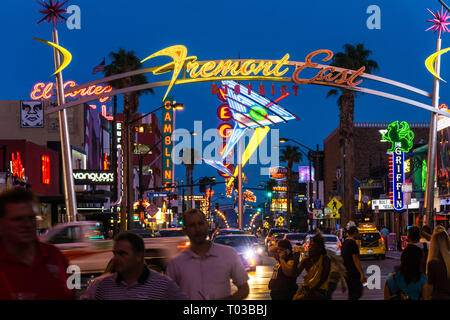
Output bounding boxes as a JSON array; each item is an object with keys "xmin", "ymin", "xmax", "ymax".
[
  {"xmin": 249, "ymin": 106, "xmax": 268, "ymax": 122},
  {"xmin": 422, "ymin": 159, "xmax": 427, "ymax": 191},
  {"xmin": 382, "ymin": 121, "xmax": 415, "ymax": 153}
]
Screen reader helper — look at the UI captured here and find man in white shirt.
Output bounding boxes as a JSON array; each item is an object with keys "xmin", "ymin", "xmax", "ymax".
[{"xmin": 166, "ymin": 209, "xmax": 249, "ymax": 300}]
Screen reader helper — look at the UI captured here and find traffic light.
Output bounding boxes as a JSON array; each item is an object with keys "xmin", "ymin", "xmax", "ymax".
[
  {"xmin": 267, "ymin": 191, "xmax": 272, "ymax": 198},
  {"xmin": 199, "ymin": 177, "xmax": 207, "ymax": 193},
  {"xmin": 215, "ymin": 203, "xmax": 219, "ymax": 210},
  {"xmin": 257, "ymin": 207, "xmax": 262, "ymax": 212}
]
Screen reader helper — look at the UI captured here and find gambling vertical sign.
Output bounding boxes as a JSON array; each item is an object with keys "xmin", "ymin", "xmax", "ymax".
[{"xmin": 162, "ymin": 101, "xmax": 174, "ymax": 190}]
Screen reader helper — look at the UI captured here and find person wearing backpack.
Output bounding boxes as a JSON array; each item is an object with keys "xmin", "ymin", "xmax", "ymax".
[{"xmin": 384, "ymin": 245, "xmax": 428, "ymax": 300}]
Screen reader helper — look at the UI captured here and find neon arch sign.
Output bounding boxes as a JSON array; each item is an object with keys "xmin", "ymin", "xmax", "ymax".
[{"xmin": 39, "ymin": 44, "xmax": 450, "ymax": 120}]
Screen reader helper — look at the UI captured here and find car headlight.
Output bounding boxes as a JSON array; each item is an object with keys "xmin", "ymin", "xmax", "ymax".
[
  {"xmin": 256, "ymin": 247, "xmax": 263, "ymax": 254},
  {"xmin": 244, "ymin": 249, "xmax": 255, "ymax": 260}
]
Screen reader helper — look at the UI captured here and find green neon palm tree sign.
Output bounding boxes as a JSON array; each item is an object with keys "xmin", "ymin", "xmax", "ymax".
[{"xmin": 382, "ymin": 121, "xmax": 415, "ymax": 153}]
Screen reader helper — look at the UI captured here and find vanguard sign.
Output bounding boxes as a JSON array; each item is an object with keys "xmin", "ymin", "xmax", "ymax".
[{"xmin": 73, "ymin": 170, "xmax": 115, "ymax": 185}]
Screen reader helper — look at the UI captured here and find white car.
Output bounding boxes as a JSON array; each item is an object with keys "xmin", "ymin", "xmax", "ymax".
[
  {"xmin": 303, "ymin": 234, "xmax": 342, "ymax": 256},
  {"xmin": 282, "ymin": 233, "xmax": 308, "ymax": 251}
]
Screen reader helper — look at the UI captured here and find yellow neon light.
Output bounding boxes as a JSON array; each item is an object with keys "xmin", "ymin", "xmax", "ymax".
[
  {"xmin": 33, "ymin": 38, "xmax": 72, "ymax": 76},
  {"xmin": 249, "ymin": 211, "xmax": 261, "ymax": 227},
  {"xmin": 425, "ymin": 47, "xmax": 450, "ymax": 82},
  {"xmin": 226, "ymin": 126, "xmax": 270, "ymax": 188},
  {"xmin": 215, "ymin": 210, "xmax": 230, "ymax": 228},
  {"xmin": 140, "ymin": 45, "xmax": 196, "ymax": 101}
]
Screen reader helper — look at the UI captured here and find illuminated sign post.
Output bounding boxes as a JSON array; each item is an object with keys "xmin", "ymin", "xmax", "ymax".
[
  {"xmin": 162, "ymin": 101, "xmax": 174, "ymax": 191},
  {"xmin": 382, "ymin": 121, "xmax": 414, "ymax": 211},
  {"xmin": 41, "ymin": 155, "xmax": 50, "ymax": 185}
]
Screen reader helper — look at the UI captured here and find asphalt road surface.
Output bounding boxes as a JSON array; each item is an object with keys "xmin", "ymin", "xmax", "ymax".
[
  {"xmin": 76, "ymin": 246, "xmax": 401, "ymax": 300},
  {"xmin": 244, "ymin": 250, "xmax": 400, "ymax": 300}
]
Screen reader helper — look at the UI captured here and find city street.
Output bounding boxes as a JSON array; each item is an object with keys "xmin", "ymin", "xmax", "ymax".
[
  {"xmin": 244, "ymin": 248, "xmax": 400, "ymax": 300},
  {"xmin": 2, "ymin": 1, "xmax": 450, "ymax": 305},
  {"xmin": 75, "ymin": 246, "xmax": 400, "ymax": 300}
]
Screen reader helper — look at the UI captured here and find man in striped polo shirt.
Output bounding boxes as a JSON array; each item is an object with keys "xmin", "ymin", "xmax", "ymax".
[
  {"xmin": 166, "ymin": 209, "xmax": 249, "ymax": 300},
  {"xmin": 86, "ymin": 232, "xmax": 187, "ymax": 300}
]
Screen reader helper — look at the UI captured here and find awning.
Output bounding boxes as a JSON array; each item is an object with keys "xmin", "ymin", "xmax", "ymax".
[{"xmin": 38, "ymin": 192, "xmax": 109, "ymax": 204}]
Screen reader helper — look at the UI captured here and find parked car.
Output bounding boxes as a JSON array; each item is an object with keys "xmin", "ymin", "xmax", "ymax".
[
  {"xmin": 211, "ymin": 228, "xmax": 245, "ymax": 240},
  {"xmin": 213, "ymin": 235, "xmax": 258, "ymax": 271},
  {"xmin": 264, "ymin": 228, "xmax": 290, "ymax": 250},
  {"xmin": 302, "ymin": 234, "xmax": 342, "ymax": 256}
]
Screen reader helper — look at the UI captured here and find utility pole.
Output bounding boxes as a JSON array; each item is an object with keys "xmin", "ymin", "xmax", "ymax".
[
  {"xmin": 111, "ymin": 95, "xmax": 118, "ymax": 235},
  {"xmin": 238, "ymin": 139, "xmax": 243, "ymax": 230},
  {"xmin": 424, "ymin": 37, "xmax": 441, "ymax": 228}
]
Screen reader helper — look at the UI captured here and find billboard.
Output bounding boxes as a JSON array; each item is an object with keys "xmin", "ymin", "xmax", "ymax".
[{"xmin": 298, "ymin": 166, "xmax": 314, "ymax": 182}]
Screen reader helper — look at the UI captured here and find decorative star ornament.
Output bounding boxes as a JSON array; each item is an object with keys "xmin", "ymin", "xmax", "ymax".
[
  {"xmin": 426, "ymin": 6, "xmax": 450, "ymax": 38},
  {"xmin": 36, "ymin": 0, "xmax": 68, "ymax": 28}
]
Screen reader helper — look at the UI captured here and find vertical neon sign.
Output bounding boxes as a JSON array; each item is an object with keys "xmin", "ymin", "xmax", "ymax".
[
  {"xmin": 162, "ymin": 101, "xmax": 173, "ymax": 190},
  {"xmin": 41, "ymin": 155, "xmax": 50, "ymax": 184},
  {"xmin": 382, "ymin": 121, "xmax": 414, "ymax": 211}
]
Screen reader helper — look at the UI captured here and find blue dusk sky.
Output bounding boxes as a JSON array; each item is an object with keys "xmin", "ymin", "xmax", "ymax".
[{"xmin": 1, "ymin": 0, "xmax": 448, "ymax": 203}]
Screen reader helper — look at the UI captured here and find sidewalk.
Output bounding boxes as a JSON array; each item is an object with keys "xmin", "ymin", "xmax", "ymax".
[{"xmin": 386, "ymin": 250, "xmax": 402, "ymax": 260}]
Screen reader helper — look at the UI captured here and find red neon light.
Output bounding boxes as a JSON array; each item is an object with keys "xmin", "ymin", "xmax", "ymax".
[
  {"xmin": 103, "ymin": 153, "xmax": 109, "ymax": 170},
  {"xmin": 11, "ymin": 152, "xmax": 24, "ymax": 179},
  {"xmin": 30, "ymin": 81, "xmax": 112, "ymax": 103},
  {"xmin": 101, "ymin": 105, "xmax": 114, "ymax": 120},
  {"xmin": 41, "ymin": 155, "xmax": 50, "ymax": 185}
]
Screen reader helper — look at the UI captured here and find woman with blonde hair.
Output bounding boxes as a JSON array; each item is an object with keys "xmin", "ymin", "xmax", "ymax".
[{"xmin": 424, "ymin": 228, "xmax": 450, "ymax": 300}]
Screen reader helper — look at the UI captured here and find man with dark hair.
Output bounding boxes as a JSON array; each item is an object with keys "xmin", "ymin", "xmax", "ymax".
[
  {"xmin": 342, "ymin": 226, "xmax": 366, "ymax": 300},
  {"xmin": 0, "ymin": 187, "xmax": 74, "ymax": 300},
  {"xmin": 407, "ymin": 226, "xmax": 428, "ymax": 273},
  {"xmin": 88, "ymin": 231, "xmax": 187, "ymax": 300},
  {"xmin": 268, "ymin": 239, "xmax": 299, "ymax": 300},
  {"xmin": 167, "ymin": 209, "xmax": 249, "ymax": 300}
]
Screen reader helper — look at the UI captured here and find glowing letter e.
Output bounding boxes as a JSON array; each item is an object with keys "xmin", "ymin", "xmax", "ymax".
[{"xmin": 366, "ymin": 5, "xmax": 381, "ymax": 30}]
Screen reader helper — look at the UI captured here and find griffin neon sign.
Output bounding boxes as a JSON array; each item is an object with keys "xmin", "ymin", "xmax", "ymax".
[{"xmin": 382, "ymin": 121, "xmax": 414, "ymax": 211}]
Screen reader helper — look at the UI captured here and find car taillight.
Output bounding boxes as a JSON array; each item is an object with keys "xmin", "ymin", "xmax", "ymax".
[
  {"xmin": 337, "ymin": 243, "xmax": 342, "ymax": 250},
  {"xmin": 177, "ymin": 241, "xmax": 190, "ymax": 250},
  {"xmin": 380, "ymin": 237, "xmax": 385, "ymax": 245}
]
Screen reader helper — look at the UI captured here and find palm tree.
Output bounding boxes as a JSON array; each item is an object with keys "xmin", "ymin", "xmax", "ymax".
[
  {"xmin": 326, "ymin": 43, "xmax": 379, "ymax": 225},
  {"xmin": 103, "ymin": 48, "xmax": 154, "ymax": 231},
  {"xmin": 280, "ymin": 145, "xmax": 303, "ymax": 229}
]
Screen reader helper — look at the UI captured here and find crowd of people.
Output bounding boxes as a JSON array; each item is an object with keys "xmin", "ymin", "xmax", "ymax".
[{"xmin": 1, "ymin": 187, "xmax": 450, "ymax": 301}]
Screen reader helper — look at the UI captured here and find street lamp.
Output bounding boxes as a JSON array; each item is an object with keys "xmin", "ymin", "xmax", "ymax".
[{"xmin": 279, "ymin": 137, "xmax": 317, "ymax": 231}]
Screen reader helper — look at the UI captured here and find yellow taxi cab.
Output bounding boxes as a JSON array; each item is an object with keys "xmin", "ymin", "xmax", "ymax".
[{"xmin": 357, "ymin": 222, "xmax": 386, "ymax": 259}]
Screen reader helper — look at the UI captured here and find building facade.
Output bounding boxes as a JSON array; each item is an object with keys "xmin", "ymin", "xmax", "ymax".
[{"xmin": 323, "ymin": 122, "xmax": 430, "ymax": 235}]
